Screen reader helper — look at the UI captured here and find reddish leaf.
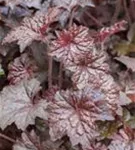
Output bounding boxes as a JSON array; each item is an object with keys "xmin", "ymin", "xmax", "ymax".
[
  {"xmin": 49, "ymin": 24, "xmax": 93, "ymax": 65},
  {"xmin": 94, "ymin": 20, "xmax": 127, "ymax": 43},
  {"xmin": 3, "ymin": 7, "xmax": 60, "ymax": 52},
  {"xmin": 49, "ymin": 87, "xmax": 117, "ymax": 149},
  {"xmin": 8, "ymin": 53, "xmax": 38, "ymax": 85},
  {"xmin": 42, "ymin": 86, "xmax": 59, "ymax": 102},
  {"xmin": 66, "ymin": 51, "xmax": 109, "ymax": 89}
]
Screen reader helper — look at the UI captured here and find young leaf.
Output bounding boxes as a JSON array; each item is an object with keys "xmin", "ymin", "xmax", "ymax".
[
  {"xmin": 8, "ymin": 53, "xmax": 38, "ymax": 84},
  {"xmin": 95, "ymin": 20, "xmax": 127, "ymax": 43},
  {"xmin": 0, "ymin": 79, "xmax": 48, "ymax": 130}
]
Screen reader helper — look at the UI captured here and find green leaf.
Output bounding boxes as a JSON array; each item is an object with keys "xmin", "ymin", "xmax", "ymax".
[
  {"xmin": 126, "ymin": 116, "xmax": 135, "ymax": 129},
  {"xmin": 97, "ymin": 121, "xmax": 120, "ymax": 138},
  {"xmin": 122, "ymin": 108, "xmax": 131, "ymax": 122},
  {"xmin": 114, "ymin": 42, "xmax": 135, "ymax": 55},
  {"xmin": 0, "ymin": 64, "xmax": 4, "ymax": 76}
]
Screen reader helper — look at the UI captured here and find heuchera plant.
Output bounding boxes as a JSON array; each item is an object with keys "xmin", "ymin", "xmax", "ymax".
[{"xmin": 1, "ymin": 0, "xmax": 135, "ymax": 150}]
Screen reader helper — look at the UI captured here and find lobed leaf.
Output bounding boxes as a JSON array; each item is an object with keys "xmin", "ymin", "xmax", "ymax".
[
  {"xmin": 0, "ymin": 79, "xmax": 48, "ymax": 130},
  {"xmin": 8, "ymin": 53, "xmax": 38, "ymax": 84},
  {"xmin": 3, "ymin": 7, "xmax": 60, "ymax": 52},
  {"xmin": 49, "ymin": 87, "xmax": 117, "ymax": 149}
]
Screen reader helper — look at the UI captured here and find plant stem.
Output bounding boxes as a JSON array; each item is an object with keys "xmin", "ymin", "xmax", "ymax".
[
  {"xmin": 48, "ymin": 56, "xmax": 53, "ymax": 88},
  {"xmin": 68, "ymin": 6, "xmax": 78, "ymax": 28},
  {"xmin": 130, "ymin": 0, "xmax": 135, "ymax": 21},
  {"xmin": 123, "ymin": 0, "xmax": 131, "ymax": 26},
  {"xmin": 59, "ymin": 62, "xmax": 63, "ymax": 89},
  {"xmin": 84, "ymin": 10, "xmax": 103, "ymax": 27},
  {"xmin": 0, "ymin": 133, "xmax": 16, "ymax": 143},
  {"xmin": 111, "ymin": 0, "xmax": 121, "ymax": 24}
]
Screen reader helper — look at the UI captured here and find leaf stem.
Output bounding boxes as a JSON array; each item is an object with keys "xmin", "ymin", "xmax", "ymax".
[
  {"xmin": 111, "ymin": 0, "xmax": 121, "ymax": 24},
  {"xmin": 68, "ymin": 6, "xmax": 78, "ymax": 28},
  {"xmin": 48, "ymin": 56, "xmax": 53, "ymax": 88},
  {"xmin": 0, "ymin": 133, "xmax": 16, "ymax": 143},
  {"xmin": 58, "ymin": 62, "xmax": 63, "ymax": 89},
  {"xmin": 123, "ymin": 0, "xmax": 131, "ymax": 26},
  {"xmin": 84, "ymin": 10, "xmax": 103, "ymax": 27}
]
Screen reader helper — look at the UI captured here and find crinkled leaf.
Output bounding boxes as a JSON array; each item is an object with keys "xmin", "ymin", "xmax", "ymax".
[
  {"xmin": 66, "ymin": 50, "xmax": 109, "ymax": 89},
  {"xmin": 0, "ymin": 79, "xmax": 48, "ymax": 130},
  {"xmin": 8, "ymin": 53, "xmax": 38, "ymax": 84},
  {"xmin": 41, "ymin": 139, "xmax": 64, "ymax": 150},
  {"xmin": 94, "ymin": 20, "xmax": 127, "ymax": 43},
  {"xmin": 0, "ymin": 0, "xmax": 42, "ymax": 9},
  {"xmin": 13, "ymin": 130, "xmax": 39, "ymax": 150},
  {"xmin": 3, "ymin": 7, "xmax": 60, "ymax": 52},
  {"xmin": 86, "ymin": 142, "xmax": 107, "ymax": 150},
  {"xmin": 43, "ymin": 86, "xmax": 59, "ymax": 102},
  {"xmin": 49, "ymin": 87, "xmax": 117, "ymax": 149},
  {"xmin": 108, "ymin": 129, "xmax": 135, "ymax": 150},
  {"xmin": 86, "ymin": 74, "xmax": 122, "ymax": 116},
  {"xmin": 49, "ymin": 24, "xmax": 93, "ymax": 65}
]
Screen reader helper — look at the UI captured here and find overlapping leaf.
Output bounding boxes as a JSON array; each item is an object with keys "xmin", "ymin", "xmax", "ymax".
[
  {"xmin": 0, "ymin": 79, "xmax": 48, "ymax": 130},
  {"xmin": 66, "ymin": 50, "xmax": 109, "ymax": 89},
  {"xmin": 0, "ymin": 0, "xmax": 21, "ymax": 9},
  {"xmin": 94, "ymin": 20, "xmax": 127, "ymax": 43},
  {"xmin": 108, "ymin": 129, "xmax": 135, "ymax": 150},
  {"xmin": 49, "ymin": 24, "xmax": 93, "ymax": 65},
  {"xmin": 13, "ymin": 130, "xmax": 39, "ymax": 150},
  {"xmin": 0, "ymin": 0, "xmax": 42, "ymax": 9},
  {"xmin": 114, "ymin": 22, "xmax": 135, "ymax": 55},
  {"xmin": 52, "ymin": 0, "xmax": 95, "ymax": 11},
  {"xmin": 86, "ymin": 142, "xmax": 107, "ymax": 150},
  {"xmin": 3, "ymin": 7, "xmax": 60, "ymax": 52},
  {"xmin": 115, "ymin": 56, "xmax": 135, "ymax": 72},
  {"xmin": 49, "ymin": 87, "xmax": 116, "ymax": 149},
  {"xmin": 8, "ymin": 53, "xmax": 38, "ymax": 84},
  {"xmin": 43, "ymin": 86, "xmax": 59, "ymax": 102}
]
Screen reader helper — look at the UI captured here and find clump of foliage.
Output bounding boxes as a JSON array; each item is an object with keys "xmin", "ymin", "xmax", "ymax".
[{"xmin": 0, "ymin": 0, "xmax": 135, "ymax": 150}]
